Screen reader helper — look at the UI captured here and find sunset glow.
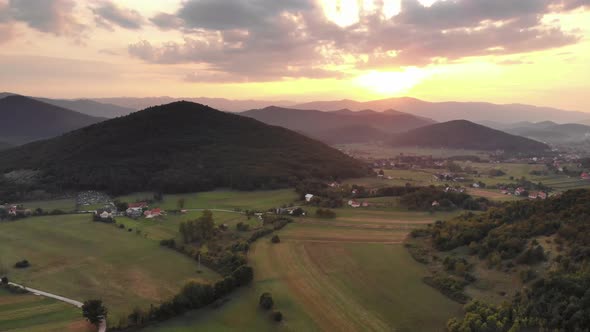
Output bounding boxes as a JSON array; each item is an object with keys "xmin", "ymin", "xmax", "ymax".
[{"xmin": 0, "ymin": 0, "xmax": 588, "ymax": 111}]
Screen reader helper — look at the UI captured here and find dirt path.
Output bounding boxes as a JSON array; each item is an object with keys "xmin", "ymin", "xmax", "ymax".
[{"xmin": 8, "ymin": 282, "xmax": 106, "ymax": 332}]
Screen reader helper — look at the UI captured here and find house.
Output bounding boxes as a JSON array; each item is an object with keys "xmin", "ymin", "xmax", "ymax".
[
  {"xmin": 472, "ymin": 182, "xmax": 480, "ymax": 188},
  {"xmin": 528, "ymin": 192, "xmax": 547, "ymax": 200},
  {"xmin": 432, "ymin": 201, "xmax": 440, "ymax": 207},
  {"xmin": 126, "ymin": 202, "xmax": 148, "ymax": 217},
  {"xmin": 305, "ymin": 194, "xmax": 314, "ymax": 202},
  {"xmin": 515, "ymin": 187, "xmax": 526, "ymax": 196},
  {"xmin": 144, "ymin": 208, "xmax": 163, "ymax": 218},
  {"xmin": 501, "ymin": 189, "xmax": 509, "ymax": 195},
  {"xmin": 581, "ymin": 172, "xmax": 590, "ymax": 180},
  {"xmin": 328, "ymin": 182, "xmax": 340, "ymax": 188},
  {"xmin": 361, "ymin": 201, "xmax": 370, "ymax": 207},
  {"xmin": 348, "ymin": 200, "xmax": 361, "ymax": 208}
]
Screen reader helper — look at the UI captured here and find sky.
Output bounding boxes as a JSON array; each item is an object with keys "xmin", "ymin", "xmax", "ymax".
[{"xmin": 0, "ymin": 0, "xmax": 589, "ymax": 111}]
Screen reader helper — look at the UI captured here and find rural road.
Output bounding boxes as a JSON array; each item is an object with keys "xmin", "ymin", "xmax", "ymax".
[{"xmin": 7, "ymin": 282, "xmax": 107, "ymax": 332}]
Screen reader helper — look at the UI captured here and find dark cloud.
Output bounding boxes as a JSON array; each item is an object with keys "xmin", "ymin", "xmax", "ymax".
[
  {"xmin": 149, "ymin": 12, "xmax": 183, "ymax": 30},
  {"xmin": 132, "ymin": 0, "xmax": 588, "ymax": 81},
  {"xmin": 175, "ymin": 0, "xmax": 312, "ymax": 31},
  {"xmin": 8, "ymin": 0, "xmax": 84, "ymax": 36},
  {"xmin": 92, "ymin": 1, "xmax": 144, "ymax": 30}
]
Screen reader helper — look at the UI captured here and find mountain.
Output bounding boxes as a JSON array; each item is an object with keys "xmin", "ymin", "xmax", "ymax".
[
  {"xmin": 391, "ymin": 120, "xmax": 550, "ymax": 152},
  {"xmin": 507, "ymin": 123, "xmax": 590, "ymax": 143},
  {"xmin": 0, "ymin": 142, "xmax": 12, "ymax": 151},
  {"xmin": 0, "ymin": 95, "xmax": 106, "ymax": 145},
  {"xmin": 36, "ymin": 97, "xmax": 136, "ymax": 118},
  {"xmin": 0, "ymin": 101, "xmax": 367, "ymax": 194},
  {"xmin": 0, "ymin": 92, "xmax": 135, "ymax": 118},
  {"xmin": 292, "ymin": 97, "xmax": 589, "ymax": 123},
  {"xmin": 241, "ymin": 106, "xmax": 435, "ymax": 144},
  {"xmin": 93, "ymin": 96, "xmax": 295, "ymax": 112}
]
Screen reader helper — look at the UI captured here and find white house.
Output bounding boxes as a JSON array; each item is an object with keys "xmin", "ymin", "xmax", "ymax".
[{"xmin": 305, "ymin": 194, "xmax": 314, "ymax": 202}]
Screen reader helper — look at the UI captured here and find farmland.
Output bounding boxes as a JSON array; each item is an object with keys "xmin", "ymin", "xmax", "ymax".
[
  {"xmin": 0, "ymin": 214, "xmax": 220, "ymax": 325},
  {"xmin": 142, "ymin": 207, "xmax": 463, "ymax": 332},
  {"xmin": 0, "ymin": 288, "xmax": 91, "ymax": 332}
]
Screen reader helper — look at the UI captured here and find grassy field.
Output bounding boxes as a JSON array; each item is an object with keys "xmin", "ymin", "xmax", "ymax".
[
  {"xmin": 0, "ymin": 288, "xmax": 92, "ymax": 332},
  {"xmin": 142, "ymin": 206, "xmax": 462, "ymax": 332},
  {"xmin": 335, "ymin": 143, "xmax": 488, "ymax": 159},
  {"xmin": 16, "ymin": 198, "xmax": 77, "ymax": 213},
  {"xmin": 116, "ymin": 189, "xmax": 299, "ymax": 211},
  {"xmin": 0, "ymin": 214, "xmax": 220, "ymax": 325}
]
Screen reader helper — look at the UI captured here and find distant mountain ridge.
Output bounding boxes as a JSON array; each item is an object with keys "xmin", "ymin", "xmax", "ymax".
[
  {"xmin": 0, "ymin": 95, "xmax": 106, "ymax": 145},
  {"xmin": 292, "ymin": 97, "xmax": 589, "ymax": 123},
  {"xmin": 1, "ymin": 92, "xmax": 135, "ymax": 118},
  {"xmin": 0, "ymin": 101, "xmax": 367, "ymax": 194},
  {"xmin": 93, "ymin": 96, "xmax": 295, "ymax": 113},
  {"xmin": 391, "ymin": 120, "xmax": 550, "ymax": 152},
  {"xmin": 242, "ymin": 106, "xmax": 435, "ymax": 144}
]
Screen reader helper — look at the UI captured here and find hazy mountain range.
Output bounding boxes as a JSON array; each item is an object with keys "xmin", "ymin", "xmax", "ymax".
[
  {"xmin": 291, "ymin": 97, "xmax": 590, "ymax": 123},
  {"xmin": 93, "ymin": 96, "xmax": 294, "ymax": 113},
  {"xmin": 242, "ymin": 106, "xmax": 435, "ymax": 144},
  {"xmin": 3, "ymin": 92, "xmax": 589, "ymax": 124},
  {"xmin": 0, "ymin": 95, "xmax": 105, "ymax": 145}
]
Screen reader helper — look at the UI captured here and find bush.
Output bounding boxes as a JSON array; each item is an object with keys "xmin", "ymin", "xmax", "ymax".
[
  {"xmin": 14, "ymin": 260, "xmax": 30, "ymax": 268},
  {"xmin": 315, "ymin": 208, "xmax": 336, "ymax": 219},
  {"xmin": 271, "ymin": 235, "xmax": 280, "ymax": 244},
  {"xmin": 259, "ymin": 292, "xmax": 274, "ymax": 310},
  {"xmin": 271, "ymin": 310, "xmax": 283, "ymax": 322},
  {"xmin": 236, "ymin": 222, "xmax": 250, "ymax": 232},
  {"xmin": 1, "ymin": 276, "xmax": 8, "ymax": 284}
]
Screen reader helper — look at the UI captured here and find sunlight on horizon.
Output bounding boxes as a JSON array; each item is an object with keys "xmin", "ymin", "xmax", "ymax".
[{"xmin": 354, "ymin": 67, "xmax": 432, "ymax": 95}]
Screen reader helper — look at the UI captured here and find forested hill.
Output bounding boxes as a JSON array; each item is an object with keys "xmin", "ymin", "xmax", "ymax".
[
  {"xmin": 391, "ymin": 120, "xmax": 550, "ymax": 152},
  {"xmin": 415, "ymin": 189, "xmax": 590, "ymax": 331},
  {"xmin": 0, "ymin": 101, "xmax": 367, "ymax": 194}
]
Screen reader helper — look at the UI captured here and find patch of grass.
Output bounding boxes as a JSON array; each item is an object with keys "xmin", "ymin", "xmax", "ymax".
[
  {"xmin": 0, "ymin": 288, "xmax": 92, "ymax": 332},
  {"xmin": 18, "ymin": 198, "xmax": 77, "ymax": 213},
  {"xmin": 117, "ymin": 189, "xmax": 299, "ymax": 211},
  {"xmin": 0, "ymin": 214, "xmax": 220, "ymax": 325}
]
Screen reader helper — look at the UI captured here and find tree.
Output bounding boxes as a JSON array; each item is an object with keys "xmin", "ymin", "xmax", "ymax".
[
  {"xmin": 1, "ymin": 276, "xmax": 8, "ymax": 284},
  {"xmin": 177, "ymin": 198, "xmax": 185, "ymax": 210},
  {"xmin": 82, "ymin": 299, "xmax": 107, "ymax": 327},
  {"xmin": 259, "ymin": 292, "xmax": 274, "ymax": 310},
  {"xmin": 272, "ymin": 310, "xmax": 283, "ymax": 322},
  {"xmin": 271, "ymin": 235, "xmax": 280, "ymax": 243}
]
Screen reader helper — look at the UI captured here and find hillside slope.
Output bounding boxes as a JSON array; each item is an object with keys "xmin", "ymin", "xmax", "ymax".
[
  {"xmin": 391, "ymin": 120, "xmax": 550, "ymax": 152},
  {"xmin": 242, "ymin": 106, "xmax": 434, "ymax": 144},
  {"xmin": 0, "ymin": 95, "xmax": 106, "ymax": 144},
  {"xmin": 0, "ymin": 101, "xmax": 367, "ymax": 193}
]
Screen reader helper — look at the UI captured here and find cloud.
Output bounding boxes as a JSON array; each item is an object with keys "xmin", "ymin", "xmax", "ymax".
[
  {"xmin": 132, "ymin": 0, "xmax": 588, "ymax": 82},
  {"xmin": 92, "ymin": 1, "xmax": 145, "ymax": 30},
  {"xmin": 8, "ymin": 0, "xmax": 84, "ymax": 36}
]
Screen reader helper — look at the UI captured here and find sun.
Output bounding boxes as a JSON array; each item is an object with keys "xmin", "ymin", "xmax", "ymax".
[{"xmin": 354, "ymin": 68, "xmax": 430, "ymax": 95}]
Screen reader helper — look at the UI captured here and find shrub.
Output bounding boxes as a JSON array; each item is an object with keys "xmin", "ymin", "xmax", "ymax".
[
  {"xmin": 14, "ymin": 260, "xmax": 30, "ymax": 268},
  {"xmin": 259, "ymin": 292, "xmax": 274, "ymax": 310},
  {"xmin": 271, "ymin": 310, "xmax": 283, "ymax": 322},
  {"xmin": 236, "ymin": 222, "xmax": 250, "ymax": 232},
  {"xmin": 271, "ymin": 235, "xmax": 280, "ymax": 243},
  {"xmin": 1, "ymin": 276, "xmax": 8, "ymax": 284},
  {"xmin": 315, "ymin": 208, "xmax": 336, "ymax": 219}
]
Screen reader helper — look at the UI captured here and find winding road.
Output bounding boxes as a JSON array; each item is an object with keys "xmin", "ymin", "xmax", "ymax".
[{"xmin": 7, "ymin": 282, "xmax": 107, "ymax": 332}]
